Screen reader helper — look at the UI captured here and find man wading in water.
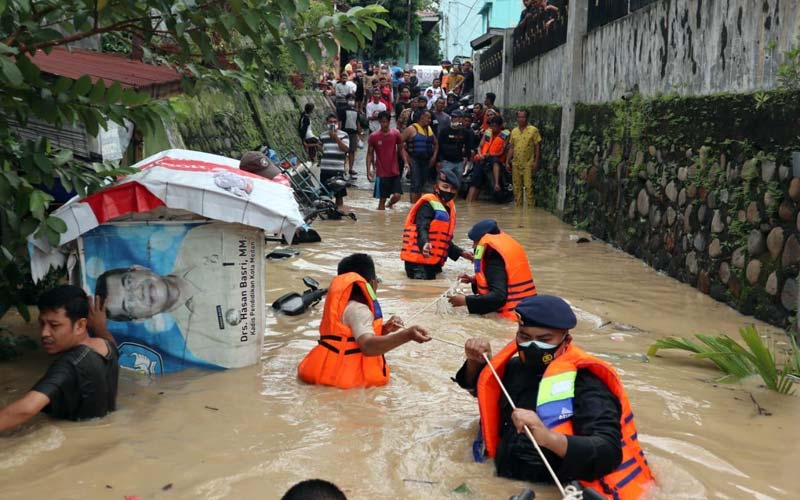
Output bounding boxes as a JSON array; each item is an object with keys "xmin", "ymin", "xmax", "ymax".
[
  {"xmin": 297, "ymin": 253, "xmax": 431, "ymax": 388},
  {"xmin": 454, "ymin": 295, "xmax": 655, "ymax": 499},
  {"xmin": 0, "ymin": 286, "xmax": 119, "ymax": 432}
]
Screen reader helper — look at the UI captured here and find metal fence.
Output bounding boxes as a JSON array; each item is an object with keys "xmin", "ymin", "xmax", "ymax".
[
  {"xmin": 479, "ymin": 40, "xmax": 504, "ymax": 82},
  {"xmin": 588, "ymin": 0, "xmax": 660, "ymax": 31},
  {"xmin": 512, "ymin": 13, "xmax": 568, "ymax": 67}
]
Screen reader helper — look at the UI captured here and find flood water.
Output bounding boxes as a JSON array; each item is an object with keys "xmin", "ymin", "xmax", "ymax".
[{"xmin": 2, "ymin": 178, "xmax": 799, "ymax": 499}]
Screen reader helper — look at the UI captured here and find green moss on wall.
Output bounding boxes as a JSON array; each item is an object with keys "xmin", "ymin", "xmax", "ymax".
[
  {"xmin": 169, "ymin": 89, "xmax": 334, "ymax": 161},
  {"xmin": 560, "ymin": 89, "xmax": 800, "ymax": 328}
]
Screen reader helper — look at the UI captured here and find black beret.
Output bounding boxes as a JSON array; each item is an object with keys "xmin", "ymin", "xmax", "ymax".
[
  {"xmin": 514, "ymin": 295, "xmax": 577, "ymax": 330},
  {"xmin": 467, "ymin": 219, "xmax": 500, "ymax": 241},
  {"xmin": 438, "ymin": 168, "xmax": 461, "ymax": 190}
]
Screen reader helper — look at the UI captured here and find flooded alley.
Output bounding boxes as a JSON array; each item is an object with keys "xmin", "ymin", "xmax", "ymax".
[{"xmin": 2, "ymin": 182, "xmax": 797, "ymax": 499}]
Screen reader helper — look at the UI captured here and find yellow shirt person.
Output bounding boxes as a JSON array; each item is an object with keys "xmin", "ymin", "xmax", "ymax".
[{"xmin": 507, "ymin": 111, "xmax": 542, "ymax": 208}]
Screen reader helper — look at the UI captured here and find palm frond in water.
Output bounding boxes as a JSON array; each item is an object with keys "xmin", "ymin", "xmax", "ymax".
[{"xmin": 648, "ymin": 326, "xmax": 797, "ymax": 395}]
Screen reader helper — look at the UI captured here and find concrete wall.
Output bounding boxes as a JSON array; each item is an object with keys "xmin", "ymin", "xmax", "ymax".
[
  {"xmin": 476, "ymin": 0, "xmax": 800, "ymax": 106},
  {"xmin": 580, "ymin": 0, "xmax": 800, "ymax": 102},
  {"xmin": 506, "ymin": 44, "xmax": 566, "ymax": 105},
  {"xmin": 477, "ymin": 73, "xmax": 505, "ymax": 105}
]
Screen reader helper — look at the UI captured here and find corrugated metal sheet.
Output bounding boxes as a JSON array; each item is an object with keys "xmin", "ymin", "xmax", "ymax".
[
  {"xmin": 30, "ymin": 48, "xmax": 183, "ymax": 98},
  {"xmin": 10, "ymin": 117, "xmax": 95, "ymax": 160}
]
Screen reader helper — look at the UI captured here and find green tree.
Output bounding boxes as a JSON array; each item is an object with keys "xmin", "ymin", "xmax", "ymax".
[
  {"xmin": 0, "ymin": 0, "xmax": 388, "ymax": 318},
  {"xmin": 418, "ymin": 22, "xmax": 442, "ymax": 65},
  {"xmin": 344, "ymin": 0, "xmax": 425, "ymax": 62}
]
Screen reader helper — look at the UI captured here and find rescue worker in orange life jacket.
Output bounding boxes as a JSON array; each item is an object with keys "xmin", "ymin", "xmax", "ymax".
[
  {"xmin": 297, "ymin": 253, "xmax": 431, "ymax": 389},
  {"xmin": 401, "ymin": 169, "xmax": 474, "ymax": 280},
  {"xmin": 448, "ymin": 219, "xmax": 537, "ymax": 320},
  {"xmin": 453, "ymin": 295, "xmax": 655, "ymax": 499}
]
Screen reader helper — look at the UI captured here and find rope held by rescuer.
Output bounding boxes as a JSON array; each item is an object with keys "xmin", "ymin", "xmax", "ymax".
[{"xmin": 481, "ymin": 351, "xmax": 583, "ymax": 500}]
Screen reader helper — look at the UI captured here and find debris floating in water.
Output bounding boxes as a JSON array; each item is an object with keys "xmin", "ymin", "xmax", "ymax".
[
  {"xmin": 403, "ymin": 478, "xmax": 438, "ymax": 485},
  {"xmin": 452, "ymin": 483, "xmax": 472, "ymax": 494}
]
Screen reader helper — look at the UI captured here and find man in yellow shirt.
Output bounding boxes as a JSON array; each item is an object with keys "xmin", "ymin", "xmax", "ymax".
[{"xmin": 506, "ymin": 110, "xmax": 542, "ymax": 208}]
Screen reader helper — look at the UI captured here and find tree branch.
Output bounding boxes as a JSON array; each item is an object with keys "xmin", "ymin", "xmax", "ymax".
[{"xmin": 19, "ymin": 15, "xmax": 164, "ymax": 54}]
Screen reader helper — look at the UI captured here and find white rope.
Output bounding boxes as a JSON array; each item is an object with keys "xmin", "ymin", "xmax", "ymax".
[
  {"xmin": 429, "ymin": 336, "xmax": 463, "ymax": 348},
  {"xmin": 481, "ymin": 352, "xmax": 583, "ymax": 500},
  {"xmin": 404, "ymin": 280, "xmax": 461, "ymax": 323}
]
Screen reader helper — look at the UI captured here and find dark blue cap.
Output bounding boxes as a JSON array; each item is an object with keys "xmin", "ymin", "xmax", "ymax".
[
  {"xmin": 468, "ymin": 219, "xmax": 500, "ymax": 241},
  {"xmin": 438, "ymin": 168, "xmax": 461, "ymax": 190},
  {"xmin": 514, "ymin": 295, "xmax": 577, "ymax": 330}
]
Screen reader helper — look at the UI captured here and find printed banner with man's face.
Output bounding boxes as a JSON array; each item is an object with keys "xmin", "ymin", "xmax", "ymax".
[{"xmin": 79, "ymin": 221, "xmax": 265, "ymax": 374}]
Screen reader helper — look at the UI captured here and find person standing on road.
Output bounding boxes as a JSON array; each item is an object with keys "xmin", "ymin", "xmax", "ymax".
[
  {"xmin": 426, "ymin": 78, "xmax": 446, "ymax": 103},
  {"xmin": 507, "ymin": 109, "xmax": 542, "ymax": 208},
  {"xmin": 337, "ymin": 94, "xmax": 362, "ymax": 178},
  {"xmin": 298, "ymin": 103, "xmax": 319, "ymax": 161},
  {"xmin": 366, "ymin": 90, "xmax": 387, "ymax": 134},
  {"xmin": 354, "ymin": 69, "xmax": 365, "ymax": 113},
  {"xmin": 437, "ymin": 109, "xmax": 474, "ymax": 181},
  {"xmin": 394, "ymin": 87, "xmax": 413, "ymax": 125},
  {"xmin": 432, "ymin": 98, "xmax": 451, "ymax": 136},
  {"xmin": 334, "ymin": 74, "xmax": 356, "ymax": 113},
  {"xmin": 366, "ymin": 112, "xmax": 404, "ymax": 210},
  {"xmin": 401, "ymin": 110, "xmax": 438, "ymax": 204},
  {"xmin": 319, "ymin": 113, "xmax": 350, "ymax": 207},
  {"xmin": 461, "ymin": 61, "xmax": 475, "ymax": 96}
]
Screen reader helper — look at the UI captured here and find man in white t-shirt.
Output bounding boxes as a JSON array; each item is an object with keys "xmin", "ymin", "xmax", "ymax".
[
  {"xmin": 425, "ymin": 78, "xmax": 446, "ymax": 103},
  {"xmin": 336, "ymin": 254, "xmax": 429, "ymax": 355},
  {"xmin": 334, "ymin": 74, "xmax": 357, "ymax": 112},
  {"xmin": 365, "ymin": 90, "xmax": 387, "ymax": 133}
]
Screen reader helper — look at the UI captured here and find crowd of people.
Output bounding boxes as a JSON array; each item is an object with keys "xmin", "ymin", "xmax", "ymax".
[
  {"xmin": 517, "ymin": 0, "xmax": 563, "ymax": 33},
  {"xmin": 304, "ymin": 59, "xmax": 545, "ymax": 210}
]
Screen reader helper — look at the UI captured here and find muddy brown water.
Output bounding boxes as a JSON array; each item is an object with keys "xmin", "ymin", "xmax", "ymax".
[{"xmin": 1, "ymin": 186, "xmax": 798, "ymax": 500}]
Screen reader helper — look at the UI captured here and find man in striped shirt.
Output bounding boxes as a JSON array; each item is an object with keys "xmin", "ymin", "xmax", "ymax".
[{"xmin": 318, "ymin": 113, "xmax": 350, "ymax": 207}]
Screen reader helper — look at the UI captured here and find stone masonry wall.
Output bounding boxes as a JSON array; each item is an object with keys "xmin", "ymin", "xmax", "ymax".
[{"xmin": 562, "ymin": 90, "xmax": 800, "ymax": 328}]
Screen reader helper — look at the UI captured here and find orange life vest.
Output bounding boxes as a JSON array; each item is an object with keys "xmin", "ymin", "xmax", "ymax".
[
  {"xmin": 476, "ymin": 341, "xmax": 655, "ymax": 500},
  {"xmin": 297, "ymin": 273, "xmax": 389, "ymax": 388},
  {"xmin": 400, "ymin": 193, "xmax": 456, "ymax": 267},
  {"xmin": 473, "ymin": 232, "xmax": 536, "ymax": 320}
]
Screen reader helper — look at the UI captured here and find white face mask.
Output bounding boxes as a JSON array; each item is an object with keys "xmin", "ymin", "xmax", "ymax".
[{"xmin": 518, "ymin": 339, "xmax": 560, "ymax": 350}]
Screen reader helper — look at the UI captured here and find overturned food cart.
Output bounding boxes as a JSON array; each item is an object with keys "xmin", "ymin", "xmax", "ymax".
[{"xmin": 29, "ymin": 149, "xmax": 305, "ymax": 374}]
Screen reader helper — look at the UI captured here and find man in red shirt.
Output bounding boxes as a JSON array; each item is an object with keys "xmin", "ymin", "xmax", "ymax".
[
  {"xmin": 366, "ymin": 111, "xmax": 404, "ymax": 210},
  {"xmin": 378, "ymin": 77, "xmax": 393, "ymax": 113}
]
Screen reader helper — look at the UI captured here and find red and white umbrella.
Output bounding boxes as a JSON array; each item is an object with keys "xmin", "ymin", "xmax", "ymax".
[{"xmin": 30, "ymin": 149, "xmax": 304, "ymax": 282}]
